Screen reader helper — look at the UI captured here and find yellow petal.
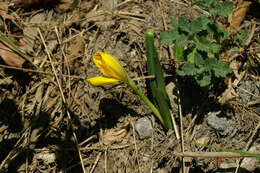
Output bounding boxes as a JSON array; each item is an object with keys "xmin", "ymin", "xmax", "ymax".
[
  {"xmin": 86, "ymin": 76, "xmax": 121, "ymax": 86},
  {"xmin": 93, "ymin": 52, "xmax": 128, "ymax": 81}
]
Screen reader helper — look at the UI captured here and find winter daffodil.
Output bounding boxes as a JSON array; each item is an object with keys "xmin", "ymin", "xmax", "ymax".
[
  {"xmin": 86, "ymin": 52, "xmax": 128, "ymax": 86},
  {"xmin": 86, "ymin": 52, "xmax": 165, "ymax": 126}
]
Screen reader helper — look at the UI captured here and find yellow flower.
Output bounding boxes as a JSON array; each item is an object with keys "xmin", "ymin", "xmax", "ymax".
[{"xmin": 86, "ymin": 52, "xmax": 128, "ymax": 86}]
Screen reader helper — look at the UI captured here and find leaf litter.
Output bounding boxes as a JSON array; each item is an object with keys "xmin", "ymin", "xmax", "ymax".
[{"xmin": 0, "ymin": 40, "xmax": 25, "ymax": 67}]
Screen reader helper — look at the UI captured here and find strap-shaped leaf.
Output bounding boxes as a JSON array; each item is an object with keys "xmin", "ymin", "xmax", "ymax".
[{"xmin": 146, "ymin": 29, "xmax": 173, "ymax": 129}]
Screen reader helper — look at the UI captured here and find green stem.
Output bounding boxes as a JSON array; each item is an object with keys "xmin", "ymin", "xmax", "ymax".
[{"xmin": 127, "ymin": 78, "xmax": 165, "ymax": 126}]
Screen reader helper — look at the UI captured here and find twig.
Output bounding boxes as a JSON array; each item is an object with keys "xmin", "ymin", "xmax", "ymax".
[
  {"xmin": 114, "ymin": 0, "xmax": 133, "ymax": 9},
  {"xmin": 175, "ymin": 151, "xmax": 260, "ymax": 158},
  {"xmin": 178, "ymin": 91, "xmax": 185, "ymax": 173},
  {"xmin": 245, "ymin": 23, "xmax": 256, "ymax": 46},
  {"xmin": 235, "ymin": 122, "xmax": 260, "ymax": 173},
  {"xmin": 105, "ymin": 149, "xmax": 108, "ymax": 173},
  {"xmin": 38, "ymin": 29, "xmax": 86, "ymax": 173},
  {"xmin": 131, "ymin": 121, "xmax": 141, "ymax": 173},
  {"xmin": 0, "ymin": 64, "xmax": 173, "ymax": 81},
  {"xmin": 80, "ymin": 144, "xmax": 132, "ymax": 151},
  {"xmin": 89, "ymin": 152, "xmax": 102, "ymax": 173}
]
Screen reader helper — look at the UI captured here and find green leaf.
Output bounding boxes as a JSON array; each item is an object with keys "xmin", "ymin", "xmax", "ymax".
[
  {"xmin": 190, "ymin": 16, "xmax": 211, "ymax": 34},
  {"xmin": 177, "ymin": 63, "xmax": 198, "ymax": 76},
  {"xmin": 212, "ymin": 61, "xmax": 231, "ymax": 77},
  {"xmin": 174, "ymin": 45, "xmax": 185, "ymax": 61},
  {"xmin": 196, "ymin": 73, "xmax": 212, "ymax": 87},
  {"xmin": 178, "ymin": 16, "xmax": 190, "ymax": 33},
  {"xmin": 192, "ymin": 0, "xmax": 215, "ymax": 11},
  {"xmin": 146, "ymin": 29, "xmax": 173, "ymax": 129},
  {"xmin": 195, "ymin": 36, "xmax": 212, "ymax": 52},
  {"xmin": 154, "ymin": 90, "xmax": 173, "ymax": 129},
  {"xmin": 204, "ymin": 58, "xmax": 217, "ymax": 69},
  {"xmin": 160, "ymin": 30, "xmax": 178, "ymax": 45},
  {"xmin": 235, "ymin": 29, "xmax": 250, "ymax": 45},
  {"xmin": 187, "ymin": 48, "xmax": 197, "ymax": 63},
  {"xmin": 207, "ymin": 23, "xmax": 229, "ymax": 42},
  {"xmin": 194, "ymin": 53, "xmax": 204, "ymax": 66},
  {"xmin": 211, "ymin": 42, "xmax": 221, "ymax": 54},
  {"xmin": 175, "ymin": 34, "xmax": 189, "ymax": 47},
  {"xmin": 195, "ymin": 36, "xmax": 221, "ymax": 54},
  {"xmin": 210, "ymin": 1, "xmax": 234, "ymax": 17}
]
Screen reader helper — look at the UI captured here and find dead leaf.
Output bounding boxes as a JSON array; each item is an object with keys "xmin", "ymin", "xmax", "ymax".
[
  {"xmin": 67, "ymin": 36, "xmax": 85, "ymax": 62},
  {"xmin": 57, "ymin": 0, "xmax": 95, "ymax": 12},
  {"xmin": 78, "ymin": 0, "xmax": 95, "ymax": 12},
  {"xmin": 218, "ymin": 79, "xmax": 237, "ymax": 104},
  {"xmin": 101, "ymin": 125, "xmax": 129, "ymax": 145},
  {"xmin": 21, "ymin": 12, "xmax": 53, "ymax": 53},
  {"xmin": 228, "ymin": 1, "xmax": 252, "ymax": 34},
  {"xmin": 100, "ymin": 0, "xmax": 117, "ymax": 11},
  {"xmin": 0, "ymin": 42, "xmax": 25, "ymax": 67},
  {"xmin": 218, "ymin": 71, "xmax": 245, "ymax": 104},
  {"xmin": 55, "ymin": 0, "xmax": 72, "ymax": 12},
  {"xmin": 0, "ymin": 76, "xmax": 13, "ymax": 85},
  {"xmin": 230, "ymin": 60, "xmax": 242, "ymax": 79},
  {"xmin": 0, "ymin": 2, "xmax": 14, "ymax": 20}
]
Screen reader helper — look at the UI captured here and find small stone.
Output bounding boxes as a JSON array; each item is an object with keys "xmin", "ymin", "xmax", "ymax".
[
  {"xmin": 156, "ymin": 168, "xmax": 169, "ymax": 173},
  {"xmin": 134, "ymin": 117, "xmax": 153, "ymax": 139},
  {"xmin": 220, "ymin": 162, "xmax": 237, "ymax": 170},
  {"xmin": 34, "ymin": 152, "xmax": 56, "ymax": 165},
  {"xmin": 238, "ymin": 80, "xmax": 254, "ymax": 103},
  {"xmin": 207, "ymin": 111, "xmax": 235, "ymax": 136},
  {"xmin": 195, "ymin": 136, "xmax": 210, "ymax": 146},
  {"xmin": 237, "ymin": 80, "xmax": 260, "ymax": 103}
]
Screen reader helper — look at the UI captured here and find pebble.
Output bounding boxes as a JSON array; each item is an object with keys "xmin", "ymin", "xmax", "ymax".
[
  {"xmin": 134, "ymin": 117, "xmax": 153, "ymax": 139},
  {"xmin": 207, "ymin": 111, "xmax": 235, "ymax": 136},
  {"xmin": 237, "ymin": 80, "xmax": 260, "ymax": 103},
  {"xmin": 156, "ymin": 168, "xmax": 169, "ymax": 173}
]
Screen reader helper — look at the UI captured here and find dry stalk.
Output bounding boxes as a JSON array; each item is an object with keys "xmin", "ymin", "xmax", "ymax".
[{"xmin": 38, "ymin": 29, "xmax": 86, "ymax": 173}]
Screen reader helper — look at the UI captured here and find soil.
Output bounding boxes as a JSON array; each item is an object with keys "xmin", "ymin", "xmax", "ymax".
[{"xmin": 0, "ymin": 0, "xmax": 259, "ymax": 173}]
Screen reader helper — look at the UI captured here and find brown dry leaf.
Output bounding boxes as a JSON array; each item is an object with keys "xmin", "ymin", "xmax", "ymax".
[
  {"xmin": 0, "ymin": 2, "xmax": 14, "ymax": 20},
  {"xmin": 102, "ymin": 125, "xmax": 129, "ymax": 145},
  {"xmin": 78, "ymin": 0, "xmax": 95, "ymax": 12},
  {"xmin": 100, "ymin": 0, "xmax": 117, "ymax": 11},
  {"xmin": 0, "ymin": 42, "xmax": 25, "ymax": 67},
  {"xmin": 218, "ymin": 71, "xmax": 245, "ymax": 104},
  {"xmin": 57, "ymin": 0, "xmax": 95, "ymax": 12},
  {"xmin": 0, "ymin": 76, "xmax": 13, "ymax": 85},
  {"xmin": 56, "ymin": 0, "xmax": 72, "ymax": 12},
  {"xmin": 21, "ymin": 12, "xmax": 47, "ymax": 53},
  {"xmin": 228, "ymin": 1, "xmax": 252, "ymax": 33},
  {"xmin": 67, "ymin": 36, "xmax": 85, "ymax": 61},
  {"xmin": 218, "ymin": 79, "xmax": 237, "ymax": 104}
]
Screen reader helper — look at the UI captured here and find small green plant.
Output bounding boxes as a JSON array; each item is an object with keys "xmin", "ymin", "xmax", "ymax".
[
  {"xmin": 160, "ymin": 0, "xmax": 234, "ymax": 88},
  {"xmin": 235, "ymin": 29, "xmax": 250, "ymax": 46},
  {"xmin": 193, "ymin": 0, "xmax": 233, "ymax": 18}
]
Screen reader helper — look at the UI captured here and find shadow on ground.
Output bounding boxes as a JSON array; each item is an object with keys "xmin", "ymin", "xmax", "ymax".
[{"xmin": 0, "ymin": 95, "xmax": 140, "ymax": 172}]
